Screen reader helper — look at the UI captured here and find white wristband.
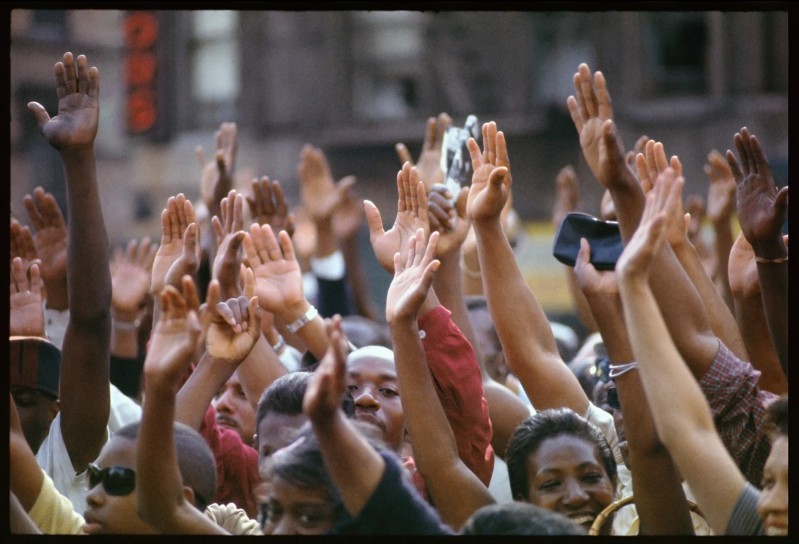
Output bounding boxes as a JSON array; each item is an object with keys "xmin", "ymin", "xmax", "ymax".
[
  {"xmin": 608, "ymin": 361, "xmax": 639, "ymax": 379},
  {"xmin": 271, "ymin": 335, "xmax": 287, "ymax": 353},
  {"xmin": 286, "ymin": 305, "xmax": 318, "ymax": 334}
]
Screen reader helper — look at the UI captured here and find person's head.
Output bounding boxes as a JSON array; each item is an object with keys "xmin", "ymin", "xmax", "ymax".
[
  {"xmin": 460, "ymin": 502, "xmax": 586, "ymax": 535},
  {"xmin": 255, "ymin": 371, "xmax": 355, "ymax": 465},
  {"xmin": 505, "ymin": 408, "xmax": 617, "ymax": 533},
  {"xmin": 757, "ymin": 395, "xmax": 788, "ymax": 536},
  {"xmin": 340, "ymin": 315, "xmax": 392, "ymax": 349},
  {"xmin": 213, "ymin": 369, "xmax": 256, "ymax": 446},
  {"xmin": 9, "ymin": 336, "xmax": 61, "ymax": 453},
  {"xmin": 345, "ymin": 345, "xmax": 405, "ymax": 452},
  {"xmin": 466, "ymin": 296, "xmax": 508, "ymax": 382},
  {"xmin": 84, "ymin": 421, "xmax": 216, "ymax": 534}
]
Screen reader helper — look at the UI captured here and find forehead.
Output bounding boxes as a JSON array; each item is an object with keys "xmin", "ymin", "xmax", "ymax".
[
  {"xmin": 268, "ymin": 474, "xmax": 333, "ymax": 505},
  {"xmin": 97, "ymin": 436, "xmax": 137, "ymax": 469},
  {"xmin": 765, "ymin": 435, "xmax": 789, "ymax": 473},
  {"xmin": 527, "ymin": 434, "xmax": 602, "ymax": 474},
  {"xmin": 224, "ymin": 370, "xmax": 243, "ymax": 388},
  {"xmin": 346, "ymin": 356, "xmax": 396, "ymax": 382},
  {"xmin": 259, "ymin": 413, "xmax": 308, "ymax": 449}
]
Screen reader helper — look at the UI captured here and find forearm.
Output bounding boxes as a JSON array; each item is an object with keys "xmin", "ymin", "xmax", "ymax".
[
  {"xmin": 582, "ymin": 291, "xmax": 634, "ymax": 364},
  {"xmin": 756, "ymin": 260, "xmax": 788, "ymax": 376},
  {"xmin": 341, "ymin": 233, "xmax": 380, "ymax": 320},
  {"xmin": 732, "ymin": 295, "xmax": 787, "ymax": 395},
  {"xmin": 277, "ymin": 300, "xmax": 329, "ymax": 360},
  {"xmin": 176, "ymin": 352, "xmax": 236, "ymax": 431},
  {"xmin": 606, "ymin": 168, "xmax": 647, "ymax": 243},
  {"xmin": 712, "ymin": 216, "xmax": 735, "ymax": 311},
  {"xmin": 236, "ymin": 334, "xmax": 288, "ymax": 412},
  {"xmin": 565, "ymin": 267, "xmax": 598, "ymax": 334},
  {"xmin": 474, "ymin": 219, "xmax": 586, "ymax": 412},
  {"xmin": 111, "ymin": 311, "xmax": 140, "ymax": 359},
  {"xmin": 672, "ymin": 239, "xmax": 748, "ymax": 361},
  {"xmin": 43, "ymin": 276, "xmax": 69, "ymax": 311},
  {"xmin": 312, "ymin": 411, "xmax": 384, "ymax": 517}
]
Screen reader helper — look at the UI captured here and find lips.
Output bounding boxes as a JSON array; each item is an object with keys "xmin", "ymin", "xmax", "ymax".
[
  {"xmin": 567, "ymin": 512, "xmax": 596, "ymax": 528},
  {"xmin": 764, "ymin": 518, "xmax": 788, "ymax": 536},
  {"xmin": 354, "ymin": 412, "xmax": 386, "ymax": 432},
  {"xmin": 216, "ymin": 414, "xmax": 238, "ymax": 429},
  {"xmin": 83, "ymin": 512, "xmax": 103, "ymax": 534}
]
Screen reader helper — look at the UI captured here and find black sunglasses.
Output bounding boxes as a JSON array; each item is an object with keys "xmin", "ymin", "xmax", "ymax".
[
  {"xmin": 607, "ymin": 387, "xmax": 621, "ymax": 410},
  {"xmin": 87, "ymin": 463, "xmax": 136, "ymax": 496}
]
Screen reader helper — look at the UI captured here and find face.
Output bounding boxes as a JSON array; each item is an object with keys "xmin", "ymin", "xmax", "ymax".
[
  {"xmin": 260, "ymin": 475, "xmax": 338, "ymax": 535},
  {"xmin": 213, "ymin": 371, "xmax": 256, "ymax": 446},
  {"xmin": 84, "ymin": 437, "xmax": 156, "ymax": 535},
  {"xmin": 345, "ymin": 354, "xmax": 405, "ymax": 451},
  {"xmin": 11, "ymin": 387, "xmax": 59, "ymax": 454},
  {"xmin": 257, "ymin": 412, "xmax": 308, "ymax": 465},
  {"xmin": 757, "ymin": 435, "xmax": 788, "ymax": 536},
  {"xmin": 524, "ymin": 434, "xmax": 615, "ymax": 532}
]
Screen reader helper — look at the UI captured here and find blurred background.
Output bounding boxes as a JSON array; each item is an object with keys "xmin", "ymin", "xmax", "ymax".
[{"xmin": 9, "ymin": 8, "xmax": 788, "ymax": 321}]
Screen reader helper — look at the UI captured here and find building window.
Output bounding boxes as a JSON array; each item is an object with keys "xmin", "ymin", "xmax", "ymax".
[
  {"xmin": 29, "ymin": 10, "xmax": 68, "ymax": 41},
  {"xmin": 646, "ymin": 12, "xmax": 707, "ymax": 95},
  {"xmin": 189, "ymin": 11, "xmax": 240, "ymax": 127}
]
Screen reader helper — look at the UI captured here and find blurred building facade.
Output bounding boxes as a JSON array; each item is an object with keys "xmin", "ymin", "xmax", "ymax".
[{"xmin": 10, "ymin": 9, "xmax": 788, "ymax": 312}]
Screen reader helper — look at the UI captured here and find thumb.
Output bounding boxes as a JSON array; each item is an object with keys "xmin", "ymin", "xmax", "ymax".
[
  {"xmin": 336, "ymin": 175, "xmax": 357, "ymax": 196},
  {"xmin": 774, "ymin": 186, "xmax": 789, "ymax": 219},
  {"xmin": 683, "ymin": 213, "xmax": 691, "ymax": 235},
  {"xmin": 27, "ymin": 102, "xmax": 51, "ymax": 131},
  {"xmin": 363, "ymin": 200, "xmax": 385, "ymax": 241},
  {"xmin": 487, "ymin": 166, "xmax": 509, "ymax": 191},
  {"xmin": 455, "ymin": 187, "xmax": 470, "ymax": 219},
  {"xmin": 395, "ymin": 143, "xmax": 413, "ymax": 166},
  {"xmin": 576, "ymin": 237, "xmax": 591, "ymax": 267},
  {"xmin": 247, "ymin": 296, "xmax": 262, "ymax": 337}
]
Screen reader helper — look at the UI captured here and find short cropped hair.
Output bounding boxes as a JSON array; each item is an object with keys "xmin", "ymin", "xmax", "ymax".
[
  {"xmin": 255, "ymin": 371, "xmax": 355, "ymax": 429},
  {"xmin": 505, "ymin": 408, "xmax": 617, "ymax": 502},
  {"xmin": 461, "ymin": 502, "xmax": 587, "ymax": 535},
  {"xmin": 114, "ymin": 421, "xmax": 216, "ymax": 511},
  {"xmin": 765, "ymin": 395, "xmax": 788, "ymax": 437}
]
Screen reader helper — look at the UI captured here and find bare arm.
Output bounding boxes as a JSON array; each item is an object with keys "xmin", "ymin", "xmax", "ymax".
[
  {"xmin": 468, "ymin": 122, "xmax": 587, "ymax": 413},
  {"xmin": 616, "ymin": 170, "xmax": 747, "ymax": 535},
  {"xmin": 386, "ymin": 230, "xmax": 494, "ymax": 529},
  {"xmin": 574, "ymin": 239, "xmax": 694, "ymax": 535},
  {"xmin": 704, "ymin": 149, "xmax": 736, "ymax": 310},
  {"xmin": 28, "ymin": 52, "xmax": 111, "ymax": 473},
  {"xmin": 138, "ymin": 284, "xmax": 226, "ymax": 534}
]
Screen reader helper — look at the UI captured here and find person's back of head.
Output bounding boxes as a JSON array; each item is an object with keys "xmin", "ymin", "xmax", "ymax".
[
  {"xmin": 460, "ymin": 502, "xmax": 586, "ymax": 535},
  {"xmin": 114, "ymin": 421, "xmax": 216, "ymax": 510}
]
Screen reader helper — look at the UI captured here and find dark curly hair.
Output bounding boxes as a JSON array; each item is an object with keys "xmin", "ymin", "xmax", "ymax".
[{"xmin": 505, "ymin": 408, "xmax": 617, "ymax": 502}]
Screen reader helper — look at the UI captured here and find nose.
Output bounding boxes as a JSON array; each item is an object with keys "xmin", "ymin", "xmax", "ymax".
[
  {"xmin": 271, "ymin": 516, "xmax": 298, "ymax": 535},
  {"xmin": 214, "ymin": 389, "xmax": 234, "ymax": 414},
  {"xmin": 758, "ymin": 482, "xmax": 788, "ymax": 518},
  {"xmin": 353, "ymin": 387, "xmax": 380, "ymax": 410},
  {"xmin": 562, "ymin": 479, "xmax": 589, "ymax": 507},
  {"xmin": 85, "ymin": 481, "xmax": 105, "ymax": 508}
]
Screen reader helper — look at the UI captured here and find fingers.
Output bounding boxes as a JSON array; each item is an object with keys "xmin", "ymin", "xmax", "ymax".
[
  {"xmin": 395, "ymin": 142, "xmax": 413, "ymax": 166},
  {"xmin": 594, "ymin": 70, "xmax": 613, "ymax": 120},
  {"xmin": 182, "ymin": 274, "xmax": 200, "ymax": 313},
  {"xmin": 241, "ymin": 265, "xmax": 255, "ymax": 298},
  {"xmin": 278, "ymin": 230, "xmax": 296, "ymax": 262},
  {"xmin": 467, "ymin": 137, "xmax": 483, "ymax": 172},
  {"xmin": 749, "ymin": 133, "xmax": 772, "ymax": 180},
  {"xmin": 363, "ymin": 200, "xmax": 385, "ymax": 242},
  {"xmin": 566, "ymin": 95, "xmax": 583, "ymax": 133},
  {"xmin": 725, "ymin": 149, "xmax": 743, "ymax": 183}
]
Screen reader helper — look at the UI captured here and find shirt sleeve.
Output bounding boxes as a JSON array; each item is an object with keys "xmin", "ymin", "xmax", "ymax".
[
  {"xmin": 698, "ymin": 340, "xmax": 777, "ymax": 486},
  {"xmin": 725, "ymin": 483, "xmax": 764, "ymax": 535},
  {"xmin": 199, "ymin": 405, "xmax": 261, "ymax": 519},
  {"xmin": 418, "ymin": 305, "xmax": 495, "ymax": 486},
  {"xmin": 28, "ymin": 469, "xmax": 86, "ymax": 534},
  {"xmin": 331, "ymin": 451, "xmax": 454, "ymax": 535}
]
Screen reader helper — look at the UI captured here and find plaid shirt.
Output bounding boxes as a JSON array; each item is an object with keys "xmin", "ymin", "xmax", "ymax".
[{"xmin": 699, "ymin": 340, "xmax": 777, "ymax": 486}]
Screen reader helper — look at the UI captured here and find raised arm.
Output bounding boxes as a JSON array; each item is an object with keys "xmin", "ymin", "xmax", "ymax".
[
  {"xmin": 387, "ymin": 229, "xmax": 495, "ymax": 529},
  {"xmin": 704, "ymin": 149, "xmax": 736, "ymax": 310},
  {"xmin": 568, "ymin": 63, "xmax": 718, "ymax": 379},
  {"xmin": 573, "ymin": 240, "xmax": 694, "ymax": 535},
  {"xmin": 196, "ymin": 122, "xmax": 236, "ymax": 225},
  {"xmin": 110, "ymin": 237, "xmax": 156, "ymax": 359},
  {"xmin": 28, "ymin": 52, "xmax": 111, "ymax": 472},
  {"xmin": 468, "ymin": 121, "xmax": 587, "ymax": 413},
  {"xmin": 10, "ymin": 259, "xmax": 46, "ymax": 338},
  {"xmin": 726, "ymin": 127, "xmax": 788, "ymax": 376},
  {"xmin": 138, "ymin": 283, "xmax": 226, "ymax": 534},
  {"xmin": 616, "ymin": 169, "xmax": 747, "ymax": 535},
  {"xmin": 395, "ymin": 112, "xmax": 452, "ymax": 192},
  {"xmin": 22, "ymin": 188, "xmax": 69, "ymax": 311}
]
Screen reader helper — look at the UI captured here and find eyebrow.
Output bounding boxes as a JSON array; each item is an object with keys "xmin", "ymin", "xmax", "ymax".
[
  {"xmin": 347, "ymin": 371, "xmax": 397, "ymax": 382},
  {"xmin": 537, "ymin": 462, "xmax": 603, "ymax": 476}
]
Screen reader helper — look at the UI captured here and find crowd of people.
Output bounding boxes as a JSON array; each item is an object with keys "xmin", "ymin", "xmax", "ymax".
[{"xmin": 9, "ymin": 51, "xmax": 788, "ymax": 536}]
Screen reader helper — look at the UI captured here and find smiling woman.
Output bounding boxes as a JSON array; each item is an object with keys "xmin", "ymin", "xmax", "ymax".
[{"xmin": 505, "ymin": 408, "xmax": 617, "ymax": 534}]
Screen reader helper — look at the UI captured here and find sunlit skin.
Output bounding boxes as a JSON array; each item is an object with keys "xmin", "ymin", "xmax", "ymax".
[
  {"xmin": 213, "ymin": 370, "xmax": 256, "ymax": 446},
  {"xmin": 345, "ymin": 355, "xmax": 406, "ymax": 452},
  {"xmin": 84, "ymin": 437, "xmax": 156, "ymax": 535},
  {"xmin": 524, "ymin": 434, "xmax": 615, "ymax": 534},
  {"xmin": 260, "ymin": 475, "xmax": 338, "ymax": 535},
  {"xmin": 757, "ymin": 435, "xmax": 788, "ymax": 536},
  {"xmin": 257, "ymin": 412, "xmax": 308, "ymax": 464}
]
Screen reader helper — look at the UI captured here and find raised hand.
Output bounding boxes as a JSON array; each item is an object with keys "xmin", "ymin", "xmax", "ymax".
[
  {"xmin": 427, "ymin": 184, "xmax": 470, "ymax": 258},
  {"xmin": 566, "ymin": 63, "xmax": 632, "ymax": 188},
  {"xmin": 22, "ymin": 187, "xmax": 68, "ymax": 296},
  {"xmin": 466, "ymin": 121, "xmax": 511, "ymax": 224},
  {"xmin": 385, "ymin": 229, "xmax": 441, "ymax": 324},
  {"xmin": 634, "ymin": 139, "xmax": 683, "ymax": 194},
  {"xmin": 303, "ymin": 315, "xmax": 349, "ymax": 424},
  {"xmin": 151, "ymin": 193, "xmax": 199, "ymax": 295},
  {"xmin": 552, "ymin": 165, "xmax": 580, "ymax": 228},
  {"xmin": 299, "ymin": 144, "xmax": 357, "ymax": 223},
  {"xmin": 196, "ymin": 122, "xmax": 237, "ymax": 217},
  {"xmin": 365, "ymin": 161, "xmax": 430, "ymax": 273},
  {"xmin": 204, "ymin": 278, "xmax": 262, "ymax": 364},
  {"xmin": 726, "ymin": 127, "xmax": 788, "ymax": 258},
  {"xmin": 704, "ymin": 149, "xmax": 736, "ymax": 225},
  {"xmin": 331, "ymin": 182, "xmax": 364, "ymax": 241},
  {"xmin": 211, "ymin": 189, "xmax": 246, "ymax": 299},
  {"xmin": 10, "ymin": 258, "xmax": 45, "ymax": 337},
  {"xmin": 144, "ymin": 283, "xmax": 202, "ymax": 388},
  {"xmin": 27, "ymin": 52, "xmax": 99, "ymax": 151},
  {"xmin": 246, "ymin": 176, "xmax": 295, "ymax": 237},
  {"xmin": 242, "ymin": 223, "xmax": 304, "ymax": 314},
  {"xmin": 395, "ymin": 112, "xmax": 452, "ymax": 191},
  {"xmin": 10, "ymin": 220, "xmax": 38, "ymax": 269},
  {"xmin": 111, "ymin": 237, "xmax": 156, "ymax": 320},
  {"xmin": 617, "ymin": 168, "xmax": 684, "ymax": 283}
]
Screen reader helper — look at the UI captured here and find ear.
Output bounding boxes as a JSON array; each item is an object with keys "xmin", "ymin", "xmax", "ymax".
[
  {"xmin": 48, "ymin": 398, "xmax": 61, "ymax": 424},
  {"xmin": 182, "ymin": 485, "xmax": 198, "ymax": 507}
]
